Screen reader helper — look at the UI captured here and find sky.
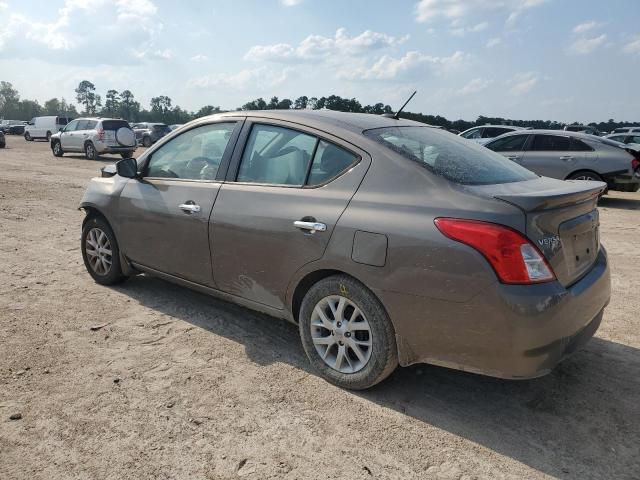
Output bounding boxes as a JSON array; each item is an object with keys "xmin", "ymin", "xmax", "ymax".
[{"xmin": 0, "ymin": 0, "xmax": 639, "ymax": 122}]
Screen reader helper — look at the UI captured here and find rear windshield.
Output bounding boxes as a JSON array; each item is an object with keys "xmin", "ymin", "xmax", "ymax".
[
  {"xmin": 102, "ymin": 120, "xmax": 131, "ymax": 131},
  {"xmin": 153, "ymin": 124, "xmax": 170, "ymax": 133},
  {"xmin": 364, "ymin": 126, "xmax": 538, "ymax": 185}
]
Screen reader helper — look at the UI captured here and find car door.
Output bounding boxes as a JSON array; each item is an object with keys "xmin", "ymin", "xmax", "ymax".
[
  {"xmin": 116, "ymin": 120, "xmax": 242, "ymax": 286},
  {"xmin": 520, "ymin": 134, "xmax": 575, "ymax": 179},
  {"xmin": 59, "ymin": 120, "xmax": 80, "ymax": 150},
  {"xmin": 485, "ymin": 134, "xmax": 530, "ymax": 164},
  {"xmin": 210, "ymin": 119, "xmax": 369, "ymax": 310}
]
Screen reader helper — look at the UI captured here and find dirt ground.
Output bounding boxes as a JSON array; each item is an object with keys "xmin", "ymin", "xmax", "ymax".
[{"xmin": 0, "ymin": 135, "xmax": 638, "ymax": 480}]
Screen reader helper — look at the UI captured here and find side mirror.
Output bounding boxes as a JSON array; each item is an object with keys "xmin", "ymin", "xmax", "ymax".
[{"xmin": 116, "ymin": 157, "xmax": 139, "ymax": 179}]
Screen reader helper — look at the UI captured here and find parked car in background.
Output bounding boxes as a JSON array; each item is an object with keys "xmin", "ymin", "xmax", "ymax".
[
  {"xmin": 24, "ymin": 116, "xmax": 72, "ymax": 141},
  {"xmin": 132, "ymin": 122, "xmax": 171, "ymax": 147},
  {"xmin": 564, "ymin": 124, "xmax": 601, "ymax": 136},
  {"xmin": 0, "ymin": 130, "xmax": 5, "ymax": 148},
  {"xmin": 0, "ymin": 119, "xmax": 26, "ymax": 135},
  {"xmin": 50, "ymin": 118, "xmax": 137, "ymax": 160},
  {"xmin": 459, "ymin": 125, "xmax": 525, "ymax": 144},
  {"xmin": 169, "ymin": 124, "xmax": 184, "ymax": 131},
  {"xmin": 485, "ymin": 130, "xmax": 640, "ymax": 192},
  {"xmin": 605, "ymin": 133, "xmax": 640, "ymax": 147},
  {"xmin": 611, "ymin": 126, "xmax": 640, "ymax": 134},
  {"xmin": 79, "ymin": 110, "xmax": 611, "ymax": 390}
]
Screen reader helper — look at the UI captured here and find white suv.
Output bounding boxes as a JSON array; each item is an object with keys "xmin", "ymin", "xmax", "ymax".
[{"xmin": 50, "ymin": 118, "xmax": 137, "ymax": 160}]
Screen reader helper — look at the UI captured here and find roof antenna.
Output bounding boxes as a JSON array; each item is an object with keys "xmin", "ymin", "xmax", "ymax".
[{"xmin": 382, "ymin": 90, "xmax": 417, "ymax": 119}]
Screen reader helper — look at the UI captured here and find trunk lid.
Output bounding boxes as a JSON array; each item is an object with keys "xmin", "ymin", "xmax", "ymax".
[{"xmin": 469, "ymin": 177, "xmax": 605, "ymax": 287}]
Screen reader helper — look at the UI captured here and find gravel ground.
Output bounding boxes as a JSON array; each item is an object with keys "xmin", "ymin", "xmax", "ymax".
[{"xmin": 1, "ymin": 136, "xmax": 639, "ymax": 480}]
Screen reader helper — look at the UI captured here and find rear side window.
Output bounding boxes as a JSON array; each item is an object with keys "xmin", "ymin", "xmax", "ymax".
[
  {"xmin": 102, "ymin": 120, "xmax": 130, "ymax": 131},
  {"xmin": 307, "ymin": 141, "xmax": 358, "ymax": 186},
  {"xmin": 238, "ymin": 124, "xmax": 316, "ymax": 186},
  {"xmin": 364, "ymin": 126, "xmax": 538, "ymax": 185},
  {"xmin": 630, "ymin": 135, "xmax": 640, "ymax": 144},
  {"xmin": 486, "ymin": 134, "xmax": 528, "ymax": 152},
  {"xmin": 571, "ymin": 138, "xmax": 594, "ymax": 151},
  {"xmin": 483, "ymin": 127, "xmax": 511, "ymax": 138},
  {"xmin": 153, "ymin": 124, "xmax": 171, "ymax": 134},
  {"xmin": 530, "ymin": 135, "xmax": 571, "ymax": 151}
]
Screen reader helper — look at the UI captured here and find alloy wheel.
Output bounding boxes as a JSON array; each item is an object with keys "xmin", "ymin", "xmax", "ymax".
[
  {"xmin": 310, "ymin": 295, "xmax": 373, "ymax": 374},
  {"xmin": 85, "ymin": 227, "xmax": 112, "ymax": 275}
]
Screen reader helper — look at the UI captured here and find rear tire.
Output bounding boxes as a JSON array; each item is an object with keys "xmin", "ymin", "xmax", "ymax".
[
  {"xmin": 567, "ymin": 170, "xmax": 603, "ymax": 182},
  {"xmin": 299, "ymin": 275, "xmax": 398, "ymax": 390},
  {"xmin": 46, "ymin": 131, "xmax": 52, "ymax": 142},
  {"xmin": 85, "ymin": 142, "xmax": 98, "ymax": 160},
  {"xmin": 52, "ymin": 141, "xmax": 64, "ymax": 157},
  {"xmin": 142, "ymin": 136, "xmax": 152, "ymax": 148},
  {"xmin": 24, "ymin": 132, "xmax": 32, "ymax": 141},
  {"xmin": 81, "ymin": 216, "xmax": 127, "ymax": 285}
]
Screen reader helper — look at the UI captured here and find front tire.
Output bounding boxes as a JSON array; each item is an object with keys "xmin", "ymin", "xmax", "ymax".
[
  {"xmin": 52, "ymin": 141, "xmax": 64, "ymax": 157},
  {"xmin": 84, "ymin": 142, "xmax": 98, "ymax": 160},
  {"xmin": 81, "ymin": 216, "xmax": 127, "ymax": 285},
  {"xmin": 24, "ymin": 132, "xmax": 32, "ymax": 141},
  {"xmin": 120, "ymin": 151, "xmax": 134, "ymax": 158},
  {"xmin": 567, "ymin": 170, "xmax": 603, "ymax": 182},
  {"xmin": 299, "ymin": 275, "xmax": 398, "ymax": 390},
  {"xmin": 142, "ymin": 136, "xmax": 152, "ymax": 148}
]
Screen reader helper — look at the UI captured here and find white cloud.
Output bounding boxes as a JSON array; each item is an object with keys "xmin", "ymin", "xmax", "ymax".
[
  {"xmin": 245, "ymin": 28, "xmax": 408, "ymax": 62},
  {"xmin": 486, "ymin": 37, "xmax": 501, "ymax": 48},
  {"xmin": 508, "ymin": 72, "xmax": 539, "ymax": 95},
  {"xmin": 280, "ymin": 0, "xmax": 303, "ymax": 5},
  {"xmin": 450, "ymin": 21, "xmax": 489, "ymax": 36},
  {"xmin": 0, "ymin": 1, "xmax": 8, "ymax": 10},
  {"xmin": 415, "ymin": 0, "xmax": 546, "ymax": 24},
  {"xmin": 340, "ymin": 50, "xmax": 467, "ymax": 81},
  {"xmin": 459, "ymin": 77, "xmax": 492, "ymax": 95},
  {"xmin": 572, "ymin": 21, "xmax": 600, "ymax": 34},
  {"xmin": 190, "ymin": 54, "xmax": 208, "ymax": 62},
  {"xmin": 0, "ymin": 0, "xmax": 166, "ymax": 64},
  {"xmin": 187, "ymin": 66, "xmax": 290, "ymax": 91},
  {"xmin": 567, "ymin": 34, "xmax": 607, "ymax": 55},
  {"xmin": 623, "ymin": 35, "xmax": 640, "ymax": 54}
]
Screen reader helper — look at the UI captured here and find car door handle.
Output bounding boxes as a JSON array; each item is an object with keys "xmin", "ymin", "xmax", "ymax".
[
  {"xmin": 559, "ymin": 155, "xmax": 574, "ymax": 161},
  {"xmin": 294, "ymin": 220, "xmax": 327, "ymax": 232},
  {"xmin": 179, "ymin": 203, "xmax": 201, "ymax": 214},
  {"xmin": 506, "ymin": 155, "xmax": 518, "ymax": 160}
]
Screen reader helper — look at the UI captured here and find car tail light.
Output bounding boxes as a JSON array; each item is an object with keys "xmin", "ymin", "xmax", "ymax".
[
  {"xmin": 434, "ymin": 218, "xmax": 556, "ymax": 284},
  {"xmin": 97, "ymin": 128, "xmax": 105, "ymax": 141},
  {"xmin": 632, "ymin": 159, "xmax": 639, "ymax": 171}
]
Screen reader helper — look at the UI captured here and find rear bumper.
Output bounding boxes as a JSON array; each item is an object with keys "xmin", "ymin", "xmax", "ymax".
[
  {"xmin": 95, "ymin": 142, "xmax": 137, "ymax": 154},
  {"xmin": 378, "ymin": 248, "xmax": 611, "ymax": 379},
  {"xmin": 603, "ymin": 170, "xmax": 640, "ymax": 192}
]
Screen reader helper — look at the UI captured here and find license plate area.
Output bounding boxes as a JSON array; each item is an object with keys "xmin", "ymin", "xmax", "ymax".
[{"xmin": 559, "ymin": 210, "xmax": 599, "ymax": 281}]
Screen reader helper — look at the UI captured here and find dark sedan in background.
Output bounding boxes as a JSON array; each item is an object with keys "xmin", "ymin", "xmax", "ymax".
[{"xmin": 485, "ymin": 130, "xmax": 640, "ymax": 192}]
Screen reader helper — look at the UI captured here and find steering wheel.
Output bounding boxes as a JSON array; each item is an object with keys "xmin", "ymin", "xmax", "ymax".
[{"xmin": 185, "ymin": 156, "xmax": 219, "ymax": 179}]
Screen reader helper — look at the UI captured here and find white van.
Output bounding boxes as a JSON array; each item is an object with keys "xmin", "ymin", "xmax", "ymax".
[{"xmin": 24, "ymin": 116, "xmax": 73, "ymax": 141}]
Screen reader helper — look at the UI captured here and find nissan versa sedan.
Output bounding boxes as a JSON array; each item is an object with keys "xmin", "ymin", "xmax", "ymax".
[
  {"xmin": 485, "ymin": 130, "xmax": 640, "ymax": 192},
  {"xmin": 79, "ymin": 110, "xmax": 611, "ymax": 390}
]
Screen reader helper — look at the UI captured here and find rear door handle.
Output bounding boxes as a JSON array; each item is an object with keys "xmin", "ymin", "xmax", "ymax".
[
  {"xmin": 294, "ymin": 220, "xmax": 326, "ymax": 232},
  {"xmin": 506, "ymin": 155, "xmax": 518, "ymax": 160},
  {"xmin": 560, "ymin": 155, "xmax": 574, "ymax": 161},
  {"xmin": 179, "ymin": 203, "xmax": 201, "ymax": 214}
]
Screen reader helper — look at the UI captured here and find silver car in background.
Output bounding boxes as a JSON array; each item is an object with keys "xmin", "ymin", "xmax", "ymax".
[
  {"xmin": 485, "ymin": 130, "xmax": 640, "ymax": 192},
  {"xmin": 459, "ymin": 125, "xmax": 525, "ymax": 145}
]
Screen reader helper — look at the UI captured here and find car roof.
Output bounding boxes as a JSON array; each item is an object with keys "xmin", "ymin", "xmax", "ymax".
[{"xmin": 213, "ymin": 109, "xmax": 429, "ymax": 134}]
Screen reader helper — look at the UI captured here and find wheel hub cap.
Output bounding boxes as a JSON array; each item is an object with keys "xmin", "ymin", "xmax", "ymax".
[
  {"xmin": 85, "ymin": 227, "xmax": 112, "ymax": 275},
  {"xmin": 310, "ymin": 295, "xmax": 373, "ymax": 374}
]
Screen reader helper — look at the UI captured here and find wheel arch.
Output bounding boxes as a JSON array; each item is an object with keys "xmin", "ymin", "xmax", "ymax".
[{"xmin": 564, "ymin": 169, "xmax": 603, "ymax": 180}]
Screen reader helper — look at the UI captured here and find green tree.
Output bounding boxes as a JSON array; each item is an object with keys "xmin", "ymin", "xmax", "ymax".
[
  {"xmin": 150, "ymin": 95, "xmax": 172, "ymax": 121},
  {"xmin": 195, "ymin": 105, "xmax": 221, "ymax": 118},
  {"xmin": 293, "ymin": 96, "xmax": 308, "ymax": 109},
  {"xmin": 44, "ymin": 98, "xmax": 61, "ymax": 115},
  {"xmin": 241, "ymin": 98, "xmax": 267, "ymax": 110},
  {"xmin": 75, "ymin": 80, "xmax": 99, "ymax": 114},
  {"xmin": 104, "ymin": 89, "xmax": 120, "ymax": 116},
  {"xmin": 0, "ymin": 81, "xmax": 20, "ymax": 118}
]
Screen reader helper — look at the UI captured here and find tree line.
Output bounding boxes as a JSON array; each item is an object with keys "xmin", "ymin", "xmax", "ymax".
[{"xmin": 1, "ymin": 80, "xmax": 638, "ymax": 132}]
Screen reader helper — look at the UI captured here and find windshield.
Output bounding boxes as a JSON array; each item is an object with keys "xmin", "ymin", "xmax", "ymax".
[{"xmin": 364, "ymin": 126, "xmax": 538, "ymax": 185}]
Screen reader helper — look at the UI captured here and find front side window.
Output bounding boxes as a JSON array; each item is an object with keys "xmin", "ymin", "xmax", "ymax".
[
  {"xmin": 483, "ymin": 127, "xmax": 511, "ymax": 138},
  {"xmin": 237, "ymin": 124, "xmax": 316, "ymax": 186},
  {"xmin": 630, "ymin": 135, "xmax": 640, "ymax": 144},
  {"xmin": 461, "ymin": 128, "xmax": 482, "ymax": 139},
  {"xmin": 486, "ymin": 134, "xmax": 529, "ymax": 152},
  {"xmin": 64, "ymin": 120, "xmax": 80, "ymax": 132},
  {"xmin": 364, "ymin": 126, "xmax": 538, "ymax": 185},
  {"xmin": 146, "ymin": 122, "xmax": 236, "ymax": 180},
  {"xmin": 530, "ymin": 135, "xmax": 571, "ymax": 151}
]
